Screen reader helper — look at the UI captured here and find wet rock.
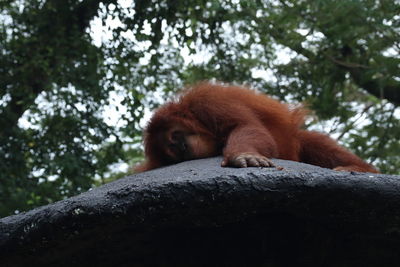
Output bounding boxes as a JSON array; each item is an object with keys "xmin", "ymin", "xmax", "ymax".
[{"xmin": 0, "ymin": 157, "xmax": 399, "ymax": 266}]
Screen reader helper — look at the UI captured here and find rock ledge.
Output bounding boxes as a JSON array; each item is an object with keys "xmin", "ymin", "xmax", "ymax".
[{"xmin": 1, "ymin": 157, "xmax": 399, "ymax": 266}]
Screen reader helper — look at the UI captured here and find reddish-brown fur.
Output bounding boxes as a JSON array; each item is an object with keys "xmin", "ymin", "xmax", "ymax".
[{"xmin": 135, "ymin": 82, "xmax": 378, "ymax": 173}]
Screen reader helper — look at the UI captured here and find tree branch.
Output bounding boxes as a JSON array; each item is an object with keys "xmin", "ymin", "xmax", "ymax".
[{"xmin": 348, "ymin": 68, "xmax": 400, "ymax": 105}]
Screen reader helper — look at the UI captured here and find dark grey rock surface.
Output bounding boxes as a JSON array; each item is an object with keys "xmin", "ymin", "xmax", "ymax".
[{"xmin": 1, "ymin": 157, "xmax": 400, "ymax": 267}]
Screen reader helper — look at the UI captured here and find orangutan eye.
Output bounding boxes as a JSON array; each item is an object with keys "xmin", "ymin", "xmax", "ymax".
[{"xmin": 171, "ymin": 130, "xmax": 184, "ymax": 143}]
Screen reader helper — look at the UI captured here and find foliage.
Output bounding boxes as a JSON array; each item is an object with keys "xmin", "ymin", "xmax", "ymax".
[{"xmin": 0, "ymin": 0, "xmax": 399, "ymax": 217}]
